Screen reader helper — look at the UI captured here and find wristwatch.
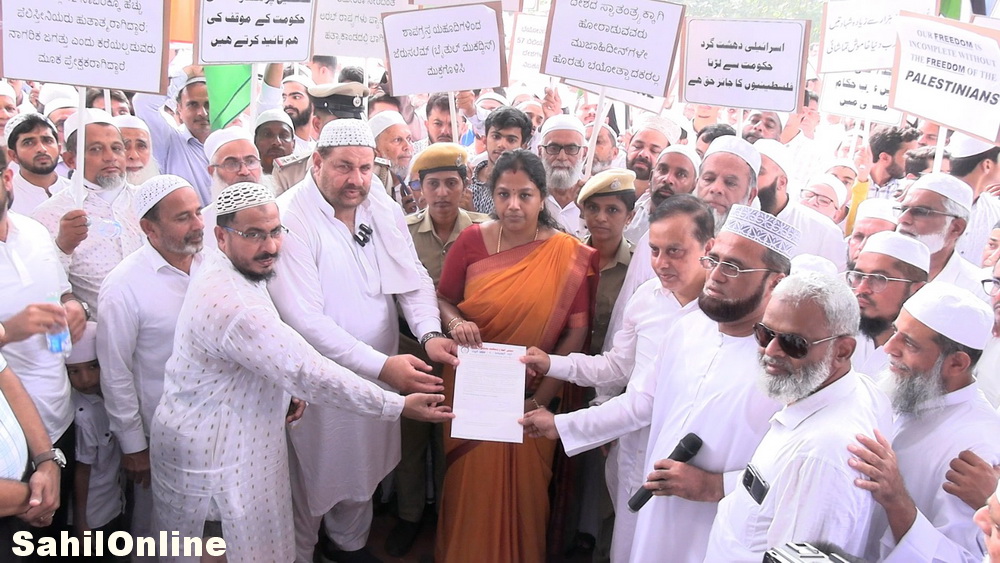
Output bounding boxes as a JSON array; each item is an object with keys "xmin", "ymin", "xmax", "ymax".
[
  {"xmin": 419, "ymin": 331, "xmax": 448, "ymax": 348},
  {"xmin": 66, "ymin": 298, "xmax": 91, "ymax": 321},
  {"xmin": 32, "ymin": 448, "xmax": 67, "ymax": 470}
]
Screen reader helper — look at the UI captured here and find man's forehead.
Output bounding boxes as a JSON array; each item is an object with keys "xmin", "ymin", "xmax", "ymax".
[
  {"xmin": 712, "ymin": 231, "xmax": 762, "ymax": 260},
  {"xmin": 855, "ymin": 251, "xmax": 906, "ymax": 275},
  {"xmin": 702, "ymin": 151, "xmax": 750, "ymax": 177},
  {"xmin": 543, "ymin": 129, "xmax": 583, "ymax": 144},
  {"xmin": 853, "ymin": 217, "xmax": 895, "ymax": 235},
  {"xmin": 121, "ymin": 127, "xmax": 150, "ymax": 140},
  {"xmin": 903, "ymin": 188, "xmax": 947, "ymax": 207},
  {"xmin": 632, "ymin": 128, "xmax": 668, "ymax": 146},
  {"xmin": 658, "ymin": 152, "xmax": 694, "ymax": 169},
  {"xmin": 217, "ymin": 140, "xmax": 258, "ymax": 159}
]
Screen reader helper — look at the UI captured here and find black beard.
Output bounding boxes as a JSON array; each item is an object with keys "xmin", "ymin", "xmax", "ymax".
[
  {"xmin": 699, "ymin": 278, "xmax": 768, "ymax": 323},
  {"xmin": 20, "ymin": 160, "xmax": 58, "ymax": 176},
  {"xmin": 288, "ymin": 107, "xmax": 312, "ymax": 129},
  {"xmin": 859, "ymin": 315, "xmax": 893, "ymax": 341},
  {"xmin": 756, "ymin": 178, "xmax": 778, "ymax": 214}
]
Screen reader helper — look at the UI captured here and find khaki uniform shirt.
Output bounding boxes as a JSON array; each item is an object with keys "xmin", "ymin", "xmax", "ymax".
[{"xmin": 585, "ymin": 236, "xmax": 634, "ymax": 355}]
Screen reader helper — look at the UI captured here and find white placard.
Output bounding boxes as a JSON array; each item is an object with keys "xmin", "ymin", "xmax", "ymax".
[
  {"xmin": 0, "ymin": 0, "xmax": 168, "ymax": 93},
  {"xmin": 451, "ymin": 343, "xmax": 526, "ymax": 444},
  {"xmin": 973, "ymin": 15, "xmax": 1000, "ymax": 31},
  {"xmin": 818, "ymin": 0, "xmax": 938, "ymax": 74},
  {"xmin": 891, "ymin": 12, "xmax": 1000, "ymax": 143},
  {"xmin": 540, "ymin": 0, "xmax": 684, "ymax": 99},
  {"xmin": 563, "ymin": 78, "xmax": 665, "ymax": 113},
  {"xmin": 820, "ymin": 70, "xmax": 902, "ymax": 125},
  {"xmin": 413, "ymin": 0, "xmax": 523, "ymax": 13},
  {"xmin": 682, "ymin": 19, "xmax": 809, "ymax": 113},
  {"xmin": 382, "ymin": 3, "xmax": 507, "ymax": 96},
  {"xmin": 312, "ymin": 0, "xmax": 409, "ymax": 58},
  {"xmin": 508, "ymin": 13, "xmax": 548, "ymax": 90},
  {"xmin": 197, "ymin": 0, "xmax": 315, "ymax": 64}
]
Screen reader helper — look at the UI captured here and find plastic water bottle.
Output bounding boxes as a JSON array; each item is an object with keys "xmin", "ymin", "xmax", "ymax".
[
  {"xmin": 89, "ymin": 217, "xmax": 122, "ymax": 238},
  {"xmin": 44, "ymin": 296, "xmax": 71, "ymax": 358}
]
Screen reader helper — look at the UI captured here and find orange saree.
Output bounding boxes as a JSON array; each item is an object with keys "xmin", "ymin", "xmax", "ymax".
[{"xmin": 435, "ymin": 227, "xmax": 598, "ymax": 563}]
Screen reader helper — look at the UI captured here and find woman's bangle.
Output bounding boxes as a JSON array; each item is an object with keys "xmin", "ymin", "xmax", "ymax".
[
  {"xmin": 446, "ymin": 317, "xmax": 466, "ymax": 333},
  {"xmin": 530, "ymin": 397, "xmax": 544, "ymax": 411}
]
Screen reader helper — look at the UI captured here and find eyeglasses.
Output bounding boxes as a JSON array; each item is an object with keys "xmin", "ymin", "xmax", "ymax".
[
  {"xmin": 539, "ymin": 143, "xmax": 582, "ymax": 156},
  {"xmin": 892, "ymin": 205, "xmax": 961, "ymax": 220},
  {"xmin": 211, "ymin": 156, "xmax": 262, "ymax": 173},
  {"xmin": 800, "ymin": 189, "xmax": 835, "ymax": 207},
  {"xmin": 222, "ymin": 225, "xmax": 288, "ymax": 242},
  {"xmin": 753, "ymin": 322, "xmax": 844, "ymax": 359},
  {"xmin": 699, "ymin": 256, "xmax": 773, "ymax": 278},
  {"xmin": 845, "ymin": 270, "xmax": 915, "ymax": 293},
  {"xmin": 983, "ymin": 278, "xmax": 1000, "ymax": 297}
]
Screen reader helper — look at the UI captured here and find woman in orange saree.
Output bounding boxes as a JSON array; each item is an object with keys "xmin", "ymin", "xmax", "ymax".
[{"xmin": 436, "ymin": 150, "xmax": 599, "ymax": 563}]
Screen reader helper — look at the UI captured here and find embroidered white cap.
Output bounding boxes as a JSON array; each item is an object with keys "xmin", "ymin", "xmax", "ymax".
[
  {"xmin": 720, "ymin": 204, "xmax": 801, "ymax": 259},
  {"xmin": 135, "ymin": 174, "xmax": 193, "ymax": 219},
  {"xmin": 215, "ymin": 182, "xmax": 276, "ymax": 215},
  {"xmin": 317, "ymin": 118, "xmax": 376, "ymax": 149}
]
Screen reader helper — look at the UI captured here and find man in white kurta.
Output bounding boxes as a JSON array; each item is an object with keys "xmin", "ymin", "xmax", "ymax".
[
  {"xmin": 948, "ymin": 132, "xmax": 1000, "ymax": 265},
  {"xmin": 267, "ymin": 119, "xmax": 454, "ymax": 561},
  {"xmin": 4, "ymin": 112, "xmax": 71, "ymax": 216},
  {"xmin": 704, "ymin": 272, "xmax": 893, "ymax": 562},
  {"xmin": 151, "ymin": 182, "xmax": 449, "ymax": 563},
  {"xmin": 848, "ymin": 282, "xmax": 1000, "ymax": 563}
]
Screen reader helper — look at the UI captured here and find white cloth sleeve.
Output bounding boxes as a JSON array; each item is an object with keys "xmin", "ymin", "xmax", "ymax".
[{"xmin": 96, "ymin": 287, "xmax": 148, "ymax": 454}]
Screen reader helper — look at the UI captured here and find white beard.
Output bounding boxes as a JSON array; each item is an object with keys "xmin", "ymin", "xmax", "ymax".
[
  {"xmin": 757, "ymin": 347, "xmax": 834, "ymax": 404},
  {"xmin": 545, "ymin": 159, "xmax": 584, "ymax": 192},
  {"xmin": 126, "ymin": 161, "xmax": 161, "ymax": 186}
]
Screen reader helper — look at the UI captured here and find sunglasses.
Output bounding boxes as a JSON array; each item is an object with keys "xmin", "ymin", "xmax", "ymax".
[{"xmin": 753, "ymin": 322, "xmax": 844, "ymax": 359}]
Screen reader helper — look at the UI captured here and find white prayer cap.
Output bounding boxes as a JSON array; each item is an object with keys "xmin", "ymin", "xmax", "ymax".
[
  {"xmin": 38, "ymin": 83, "xmax": 77, "ymax": 108},
  {"xmin": 753, "ymin": 139, "xmax": 792, "ymax": 177},
  {"xmin": 704, "ymin": 135, "xmax": 761, "ymax": 176},
  {"xmin": 540, "ymin": 114, "xmax": 586, "ymax": 139},
  {"xmin": 632, "ymin": 114, "xmax": 681, "ymax": 146},
  {"xmin": 368, "ymin": 110, "xmax": 406, "ymax": 140},
  {"xmin": 204, "ymin": 127, "xmax": 255, "ymax": 163},
  {"xmin": 860, "ymin": 231, "xmax": 931, "ymax": 273},
  {"xmin": 790, "ymin": 254, "xmax": 838, "ymax": 276},
  {"xmin": 65, "ymin": 321, "xmax": 98, "ymax": 365},
  {"xmin": 657, "ymin": 144, "xmax": 702, "ymax": 171},
  {"xmin": 476, "ymin": 92, "xmax": 508, "ymax": 108},
  {"xmin": 135, "ymin": 174, "xmax": 193, "ymax": 219},
  {"xmin": 0, "ymin": 81, "xmax": 16, "ymax": 101},
  {"xmin": 44, "ymin": 98, "xmax": 77, "ymax": 119},
  {"xmin": 282, "ymin": 74, "xmax": 316, "ymax": 89},
  {"xmin": 854, "ymin": 198, "xmax": 898, "ymax": 226},
  {"xmin": 902, "ymin": 282, "xmax": 993, "ymax": 350},
  {"xmin": 254, "ymin": 108, "xmax": 293, "ymax": 132},
  {"xmin": 908, "ymin": 172, "xmax": 974, "ymax": 214},
  {"xmin": 215, "ymin": 182, "xmax": 275, "ymax": 216},
  {"xmin": 317, "ymin": 118, "xmax": 376, "ymax": 149},
  {"xmin": 113, "ymin": 114, "xmax": 150, "ymax": 133},
  {"xmin": 586, "ymin": 121, "xmax": 617, "ymax": 142},
  {"xmin": 721, "ymin": 204, "xmax": 802, "ymax": 259},
  {"xmin": 948, "ymin": 131, "xmax": 996, "ymax": 159},
  {"xmin": 748, "ymin": 109, "xmax": 788, "ymax": 130},
  {"xmin": 64, "ymin": 108, "xmax": 117, "ymax": 141},
  {"xmin": 805, "ymin": 173, "xmax": 848, "ymax": 208},
  {"xmin": 3, "ymin": 112, "xmax": 48, "ymax": 147},
  {"xmin": 826, "ymin": 158, "xmax": 859, "ymax": 176}
]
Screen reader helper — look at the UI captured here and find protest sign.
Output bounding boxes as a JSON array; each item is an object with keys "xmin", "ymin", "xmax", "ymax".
[
  {"xmin": 820, "ymin": 70, "xmax": 902, "ymax": 125},
  {"xmin": 540, "ymin": 0, "xmax": 684, "ymax": 99},
  {"xmin": 682, "ymin": 19, "xmax": 809, "ymax": 113},
  {"xmin": 891, "ymin": 12, "xmax": 1000, "ymax": 143},
  {"xmin": 0, "ymin": 0, "xmax": 169, "ymax": 93},
  {"xmin": 382, "ymin": 2, "xmax": 507, "ymax": 96},
  {"xmin": 313, "ymin": 0, "xmax": 409, "ymax": 58},
  {"xmin": 973, "ymin": 15, "xmax": 1000, "ymax": 31},
  {"xmin": 414, "ymin": 0, "xmax": 523, "ymax": 13},
  {"xmin": 508, "ymin": 12, "xmax": 548, "ymax": 89},
  {"xmin": 563, "ymin": 79, "xmax": 665, "ymax": 113},
  {"xmin": 818, "ymin": 0, "xmax": 938, "ymax": 73},
  {"xmin": 197, "ymin": 0, "xmax": 315, "ymax": 64}
]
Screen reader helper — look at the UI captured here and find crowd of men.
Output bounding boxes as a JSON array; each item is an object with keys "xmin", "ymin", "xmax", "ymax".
[{"xmin": 0, "ymin": 49, "xmax": 999, "ymax": 563}]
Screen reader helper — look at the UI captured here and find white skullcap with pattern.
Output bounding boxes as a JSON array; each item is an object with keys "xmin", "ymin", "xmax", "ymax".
[
  {"xmin": 215, "ymin": 182, "xmax": 276, "ymax": 215},
  {"xmin": 721, "ymin": 204, "xmax": 802, "ymax": 259},
  {"xmin": 113, "ymin": 114, "xmax": 150, "ymax": 133},
  {"xmin": 317, "ymin": 118, "xmax": 375, "ymax": 149},
  {"xmin": 135, "ymin": 175, "xmax": 193, "ymax": 219}
]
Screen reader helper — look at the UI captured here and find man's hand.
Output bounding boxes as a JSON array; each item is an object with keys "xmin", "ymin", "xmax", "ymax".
[
  {"xmin": 944, "ymin": 450, "xmax": 1000, "ymax": 511},
  {"xmin": 2, "ymin": 304, "xmax": 66, "ymax": 345},
  {"xmin": 519, "ymin": 408, "xmax": 559, "ymax": 440},
  {"xmin": 449, "ymin": 320, "xmax": 482, "ymax": 348},
  {"xmin": 379, "ymin": 355, "xmax": 444, "ymax": 393},
  {"xmin": 63, "ymin": 299, "xmax": 87, "ymax": 343},
  {"xmin": 455, "ymin": 91, "xmax": 476, "ymax": 118},
  {"xmin": 520, "ymin": 347, "xmax": 551, "ymax": 377},
  {"xmin": 20, "ymin": 463, "xmax": 60, "ymax": 527},
  {"xmin": 56, "ymin": 210, "xmax": 88, "ymax": 254},
  {"xmin": 286, "ymin": 398, "xmax": 307, "ymax": 424},
  {"xmin": 425, "ymin": 336, "xmax": 459, "ymax": 367},
  {"xmin": 849, "ymin": 430, "xmax": 917, "ymax": 542},
  {"xmin": 542, "ymin": 87, "xmax": 563, "ymax": 119},
  {"xmin": 122, "ymin": 450, "xmax": 152, "ymax": 488},
  {"xmin": 402, "ymin": 393, "xmax": 454, "ymax": 422},
  {"xmin": 644, "ymin": 460, "xmax": 723, "ymax": 502}
]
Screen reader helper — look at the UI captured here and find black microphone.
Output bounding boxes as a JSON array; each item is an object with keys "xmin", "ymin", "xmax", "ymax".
[{"xmin": 627, "ymin": 433, "xmax": 703, "ymax": 512}]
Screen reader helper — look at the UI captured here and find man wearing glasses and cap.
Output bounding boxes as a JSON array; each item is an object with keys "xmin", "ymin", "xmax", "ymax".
[{"xmin": 948, "ymin": 132, "xmax": 1000, "ymax": 266}]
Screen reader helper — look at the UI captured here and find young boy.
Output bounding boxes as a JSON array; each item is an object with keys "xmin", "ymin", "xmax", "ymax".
[{"xmin": 66, "ymin": 321, "xmax": 125, "ymax": 540}]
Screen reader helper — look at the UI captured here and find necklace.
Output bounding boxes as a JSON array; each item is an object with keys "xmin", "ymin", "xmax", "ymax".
[{"xmin": 497, "ymin": 224, "xmax": 540, "ymax": 254}]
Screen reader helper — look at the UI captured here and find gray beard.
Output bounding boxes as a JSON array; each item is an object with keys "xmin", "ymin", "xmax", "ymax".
[
  {"xmin": 879, "ymin": 356, "xmax": 946, "ymax": 414},
  {"xmin": 757, "ymin": 346, "xmax": 834, "ymax": 404},
  {"xmin": 93, "ymin": 172, "xmax": 126, "ymax": 191},
  {"xmin": 545, "ymin": 159, "xmax": 584, "ymax": 192},
  {"xmin": 712, "ymin": 208, "xmax": 729, "ymax": 235},
  {"xmin": 591, "ymin": 158, "xmax": 613, "ymax": 174}
]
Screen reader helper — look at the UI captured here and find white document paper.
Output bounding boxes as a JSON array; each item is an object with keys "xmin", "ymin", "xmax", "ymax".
[{"xmin": 451, "ymin": 343, "xmax": 526, "ymax": 444}]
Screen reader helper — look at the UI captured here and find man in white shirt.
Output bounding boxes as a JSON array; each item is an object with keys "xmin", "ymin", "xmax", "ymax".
[
  {"xmin": 521, "ymin": 204, "xmax": 799, "ymax": 562},
  {"xmin": 199, "ymin": 128, "xmax": 262, "ymax": 251},
  {"xmin": 624, "ymin": 117, "xmax": 679, "ymax": 198},
  {"xmin": 267, "ymin": 120, "xmax": 458, "ymax": 563},
  {"xmin": 97, "ymin": 174, "xmax": 205, "ymax": 537},
  {"xmin": 113, "ymin": 114, "xmax": 160, "ymax": 187},
  {"xmin": 849, "ymin": 282, "xmax": 1000, "ymax": 562},
  {"xmin": 31, "ymin": 109, "xmax": 143, "ymax": 318},
  {"xmin": 282, "ymin": 74, "xmax": 316, "ymax": 153},
  {"xmin": 520, "ymin": 194, "xmax": 713, "ymax": 562},
  {"xmin": 4, "ymin": 113, "xmax": 70, "ymax": 215},
  {"xmin": 624, "ymin": 144, "xmax": 701, "ymax": 245},
  {"xmin": 948, "ymin": 132, "xmax": 1000, "ymax": 266},
  {"xmin": 847, "ymin": 231, "xmax": 930, "ymax": 377},
  {"xmin": 538, "ymin": 114, "xmax": 588, "ymax": 237},
  {"xmin": 369, "ymin": 110, "xmax": 415, "ymax": 211},
  {"xmin": 742, "ymin": 110, "xmax": 785, "ymax": 144},
  {"xmin": 150, "ymin": 181, "xmax": 452, "ymax": 563},
  {"xmin": 704, "ymin": 271, "xmax": 892, "ymax": 562},
  {"xmin": 895, "ymin": 173, "xmax": 986, "ymax": 300}
]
